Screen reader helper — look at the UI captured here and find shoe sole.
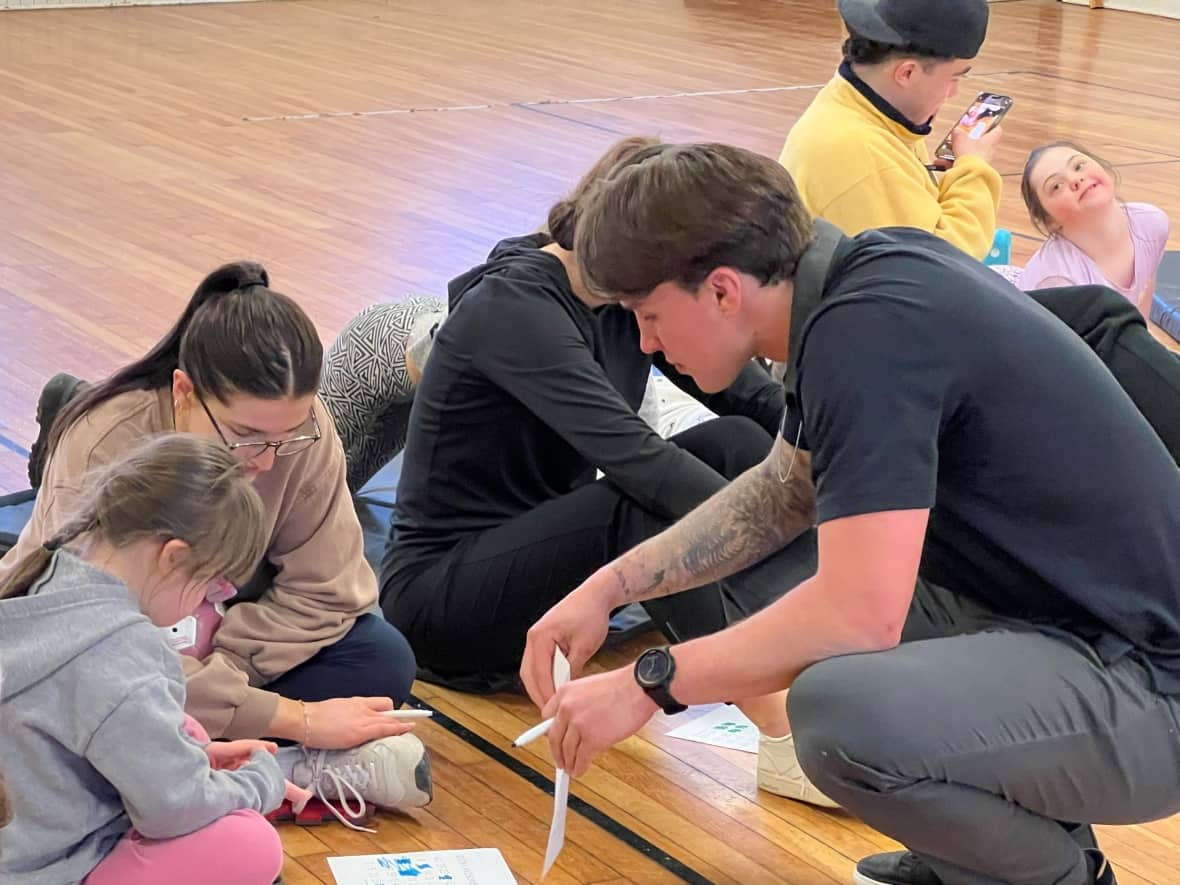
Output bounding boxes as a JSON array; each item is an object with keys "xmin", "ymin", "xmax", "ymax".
[
  {"xmin": 757, "ymin": 774, "xmax": 841, "ymax": 809},
  {"xmin": 28, "ymin": 374, "xmax": 85, "ymax": 488},
  {"xmin": 852, "ymin": 864, "xmax": 939, "ymax": 885},
  {"xmin": 757, "ymin": 757, "xmax": 841, "ymax": 809}
]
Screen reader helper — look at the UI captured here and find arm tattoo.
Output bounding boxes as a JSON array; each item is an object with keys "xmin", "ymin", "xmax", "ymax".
[
  {"xmin": 617, "ymin": 438, "xmax": 816, "ymax": 602},
  {"xmin": 610, "ymin": 563, "xmax": 629, "ymax": 598},
  {"xmin": 611, "ymin": 563, "xmax": 666, "ymax": 598}
]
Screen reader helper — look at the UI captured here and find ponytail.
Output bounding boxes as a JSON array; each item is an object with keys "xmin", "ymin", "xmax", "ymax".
[
  {"xmin": 0, "ymin": 548, "xmax": 52, "ymax": 600},
  {"xmin": 0, "ymin": 511, "xmax": 99, "ymax": 600},
  {"xmin": 47, "ymin": 262, "xmax": 319, "ymax": 454}
]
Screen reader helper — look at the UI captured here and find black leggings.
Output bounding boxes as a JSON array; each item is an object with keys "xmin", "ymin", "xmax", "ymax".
[
  {"xmin": 1031, "ymin": 284, "xmax": 1180, "ymax": 466},
  {"xmin": 380, "ymin": 416, "xmax": 808, "ymax": 677}
]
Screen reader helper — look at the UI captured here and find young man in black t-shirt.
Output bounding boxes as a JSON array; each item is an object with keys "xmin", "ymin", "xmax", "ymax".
[{"xmin": 520, "ymin": 142, "xmax": 1180, "ymax": 885}]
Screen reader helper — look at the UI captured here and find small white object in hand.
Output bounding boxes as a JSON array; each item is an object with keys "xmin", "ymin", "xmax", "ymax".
[
  {"xmin": 512, "ymin": 717, "xmax": 554, "ymax": 747},
  {"xmin": 542, "ymin": 649, "xmax": 571, "ymax": 879},
  {"xmin": 382, "ymin": 709, "xmax": 434, "ymax": 720}
]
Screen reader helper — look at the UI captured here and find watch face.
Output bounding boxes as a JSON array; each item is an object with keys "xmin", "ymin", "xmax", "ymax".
[{"xmin": 636, "ymin": 649, "xmax": 671, "ymax": 687}]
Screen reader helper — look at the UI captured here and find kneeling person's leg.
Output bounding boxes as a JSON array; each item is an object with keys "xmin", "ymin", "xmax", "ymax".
[
  {"xmin": 790, "ymin": 629, "xmax": 1180, "ymax": 885},
  {"xmin": 667, "ymin": 414, "xmax": 772, "ymax": 480},
  {"xmin": 321, "ymin": 298, "xmax": 447, "ymax": 492}
]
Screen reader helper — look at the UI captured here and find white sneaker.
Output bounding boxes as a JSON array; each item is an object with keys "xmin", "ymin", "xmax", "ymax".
[
  {"xmin": 756, "ymin": 732, "xmax": 839, "ymax": 809},
  {"xmin": 293, "ymin": 733, "xmax": 432, "ymax": 829}
]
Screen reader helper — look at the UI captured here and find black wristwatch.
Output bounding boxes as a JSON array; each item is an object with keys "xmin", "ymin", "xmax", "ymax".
[{"xmin": 634, "ymin": 646, "xmax": 688, "ymax": 715}]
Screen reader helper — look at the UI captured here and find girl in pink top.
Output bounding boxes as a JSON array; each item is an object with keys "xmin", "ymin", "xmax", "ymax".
[{"xmin": 1018, "ymin": 141, "xmax": 1170, "ymax": 319}]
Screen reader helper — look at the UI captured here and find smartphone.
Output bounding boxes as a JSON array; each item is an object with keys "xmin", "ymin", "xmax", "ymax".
[{"xmin": 933, "ymin": 92, "xmax": 1013, "ymax": 165}]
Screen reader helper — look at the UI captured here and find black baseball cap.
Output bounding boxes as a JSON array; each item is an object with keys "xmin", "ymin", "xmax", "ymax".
[{"xmin": 838, "ymin": 0, "xmax": 990, "ymax": 60}]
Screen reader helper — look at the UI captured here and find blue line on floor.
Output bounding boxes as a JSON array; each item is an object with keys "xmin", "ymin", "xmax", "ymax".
[{"xmin": 0, "ymin": 433, "xmax": 29, "ymax": 459}]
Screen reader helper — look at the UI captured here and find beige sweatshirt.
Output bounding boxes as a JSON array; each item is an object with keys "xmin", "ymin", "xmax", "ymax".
[{"xmin": 0, "ymin": 388, "xmax": 377, "ymax": 739}]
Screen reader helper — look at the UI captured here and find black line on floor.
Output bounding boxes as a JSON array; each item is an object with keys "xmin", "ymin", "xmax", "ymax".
[
  {"xmin": 1022, "ymin": 69, "xmax": 1180, "ymax": 109},
  {"xmin": 1001, "ymin": 156, "xmax": 1180, "ymax": 180},
  {"xmin": 406, "ymin": 695, "xmax": 712, "ymax": 884}
]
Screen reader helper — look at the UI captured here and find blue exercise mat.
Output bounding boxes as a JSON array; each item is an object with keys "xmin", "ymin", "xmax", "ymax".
[
  {"xmin": 0, "ymin": 489, "xmax": 35, "ymax": 558},
  {"xmin": 1150, "ymin": 251, "xmax": 1180, "ymax": 344}
]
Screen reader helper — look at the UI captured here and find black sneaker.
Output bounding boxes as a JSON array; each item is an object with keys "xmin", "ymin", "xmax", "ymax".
[
  {"xmin": 27, "ymin": 373, "xmax": 86, "ymax": 490},
  {"xmin": 855, "ymin": 848, "xmax": 1117, "ymax": 885},
  {"xmin": 854, "ymin": 852, "xmax": 944, "ymax": 885}
]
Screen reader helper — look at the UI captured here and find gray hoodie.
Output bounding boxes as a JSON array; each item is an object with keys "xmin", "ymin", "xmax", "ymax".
[{"xmin": 0, "ymin": 551, "xmax": 285, "ymax": 885}]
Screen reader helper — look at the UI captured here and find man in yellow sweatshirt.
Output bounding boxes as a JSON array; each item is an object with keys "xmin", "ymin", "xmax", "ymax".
[{"xmin": 781, "ymin": 0, "xmax": 1002, "ymax": 260}]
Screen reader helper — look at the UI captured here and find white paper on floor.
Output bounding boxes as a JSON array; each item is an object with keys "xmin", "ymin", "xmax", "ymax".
[
  {"xmin": 542, "ymin": 649, "xmax": 571, "ymax": 880},
  {"xmin": 327, "ymin": 848, "xmax": 517, "ymax": 884},
  {"xmin": 665, "ymin": 705, "xmax": 760, "ymax": 754}
]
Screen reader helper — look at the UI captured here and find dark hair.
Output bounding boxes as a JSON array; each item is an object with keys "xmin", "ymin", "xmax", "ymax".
[
  {"xmin": 1020, "ymin": 141, "xmax": 1120, "ymax": 237},
  {"xmin": 49, "ymin": 262, "xmax": 323, "ymax": 452},
  {"xmin": 842, "ymin": 30, "xmax": 952, "ymax": 67},
  {"xmin": 546, "ymin": 136, "xmax": 662, "ymax": 250},
  {"xmin": 574, "ymin": 142, "xmax": 816, "ymax": 301},
  {"xmin": 0, "ymin": 434, "xmax": 266, "ymax": 600}
]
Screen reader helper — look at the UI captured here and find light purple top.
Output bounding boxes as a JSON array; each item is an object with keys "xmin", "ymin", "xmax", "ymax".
[{"xmin": 1017, "ymin": 202, "xmax": 1171, "ymax": 303}]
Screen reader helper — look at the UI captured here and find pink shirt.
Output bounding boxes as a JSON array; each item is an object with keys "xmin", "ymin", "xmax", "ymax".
[{"xmin": 1017, "ymin": 202, "xmax": 1171, "ymax": 303}]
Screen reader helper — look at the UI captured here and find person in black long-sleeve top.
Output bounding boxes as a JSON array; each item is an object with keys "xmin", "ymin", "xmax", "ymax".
[{"xmin": 380, "ymin": 139, "xmax": 807, "ymax": 691}]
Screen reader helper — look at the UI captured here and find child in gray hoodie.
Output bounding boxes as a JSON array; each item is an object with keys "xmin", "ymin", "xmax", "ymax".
[{"xmin": 0, "ymin": 434, "xmax": 290, "ymax": 885}]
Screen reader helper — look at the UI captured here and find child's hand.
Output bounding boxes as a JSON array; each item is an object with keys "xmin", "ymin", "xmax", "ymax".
[
  {"xmin": 205, "ymin": 739, "xmax": 279, "ymax": 771},
  {"xmin": 285, "ymin": 780, "xmax": 314, "ymax": 813}
]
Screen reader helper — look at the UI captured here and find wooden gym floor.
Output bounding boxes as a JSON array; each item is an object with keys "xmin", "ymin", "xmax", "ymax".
[{"xmin": 1, "ymin": 1, "xmax": 1179, "ymax": 882}]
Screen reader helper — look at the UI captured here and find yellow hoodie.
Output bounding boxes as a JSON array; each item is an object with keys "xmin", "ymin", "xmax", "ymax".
[{"xmin": 781, "ymin": 67, "xmax": 1002, "ymax": 260}]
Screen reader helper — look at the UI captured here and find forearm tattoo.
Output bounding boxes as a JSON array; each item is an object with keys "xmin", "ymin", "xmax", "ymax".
[{"xmin": 619, "ymin": 440, "xmax": 815, "ymax": 602}]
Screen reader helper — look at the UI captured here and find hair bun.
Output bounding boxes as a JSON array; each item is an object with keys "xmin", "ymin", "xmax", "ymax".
[
  {"xmin": 194, "ymin": 261, "xmax": 270, "ymax": 299},
  {"xmin": 546, "ymin": 198, "xmax": 577, "ymax": 251},
  {"xmin": 233, "ymin": 261, "xmax": 269, "ymax": 289}
]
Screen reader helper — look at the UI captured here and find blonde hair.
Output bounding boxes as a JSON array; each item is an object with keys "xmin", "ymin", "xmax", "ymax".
[{"xmin": 0, "ymin": 433, "xmax": 266, "ymax": 599}]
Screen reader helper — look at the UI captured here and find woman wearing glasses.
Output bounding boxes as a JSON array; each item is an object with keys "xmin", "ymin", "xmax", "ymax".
[{"xmin": 0, "ymin": 262, "xmax": 432, "ymax": 818}]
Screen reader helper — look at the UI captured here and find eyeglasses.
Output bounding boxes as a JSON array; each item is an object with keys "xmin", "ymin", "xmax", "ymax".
[{"xmin": 195, "ymin": 394, "xmax": 321, "ymax": 460}]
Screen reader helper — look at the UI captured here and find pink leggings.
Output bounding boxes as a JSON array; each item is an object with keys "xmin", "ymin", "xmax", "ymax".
[
  {"xmin": 84, "ymin": 716, "xmax": 283, "ymax": 885},
  {"xmin": 85, "ymin": 810, "xmax": 282, "ymax": 885}
]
